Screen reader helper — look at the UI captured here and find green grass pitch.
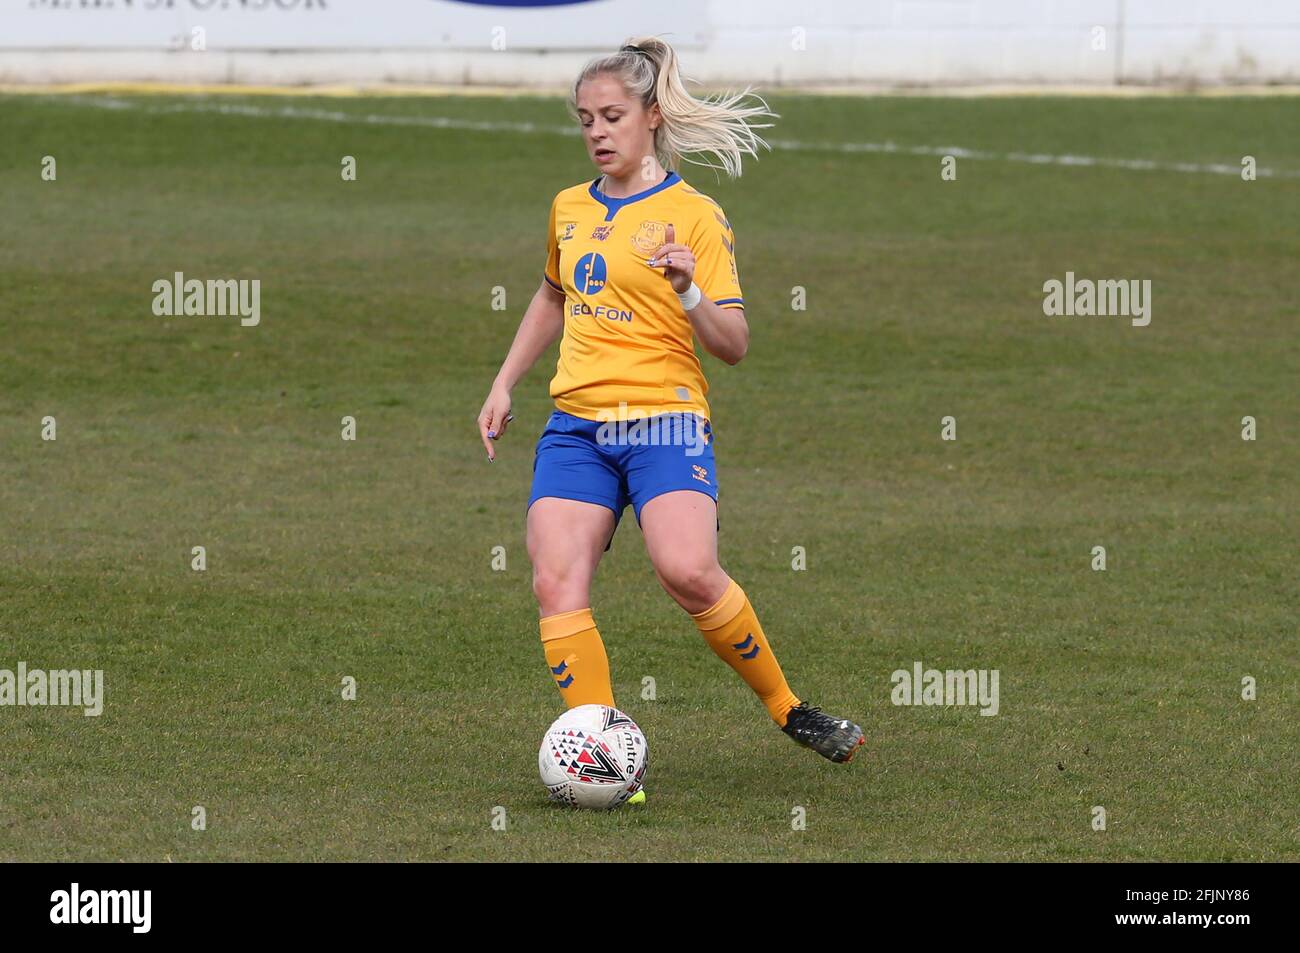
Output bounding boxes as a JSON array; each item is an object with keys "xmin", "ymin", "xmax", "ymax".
[{"xmin": 0, "ymin": 91, "xmax": 1296, "ymax": 861}]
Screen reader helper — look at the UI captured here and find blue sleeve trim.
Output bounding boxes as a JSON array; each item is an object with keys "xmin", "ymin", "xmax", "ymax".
[
  {"xmin": 543, "ymin": 273, "xmax": 563, "ymax": 292},
  {"xmin": 714, "ymin": 297, "xmax": 744, "ymax": 307}
]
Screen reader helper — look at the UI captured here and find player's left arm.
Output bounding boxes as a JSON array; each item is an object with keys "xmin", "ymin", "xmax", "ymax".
[{"xmin": 648, "ymin": 217, "xmax": 749, "ymax": 365}]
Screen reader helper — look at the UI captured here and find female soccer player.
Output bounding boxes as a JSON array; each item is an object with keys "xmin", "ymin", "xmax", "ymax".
[{"xmin": 477, "ymin": 37, "xmax": 864, "ymax": 767}]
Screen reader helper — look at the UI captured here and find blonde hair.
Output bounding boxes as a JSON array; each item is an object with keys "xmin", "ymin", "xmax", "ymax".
[{"xmin": 568, "ymin": 36, "xmax": 777, "ymax": 179}]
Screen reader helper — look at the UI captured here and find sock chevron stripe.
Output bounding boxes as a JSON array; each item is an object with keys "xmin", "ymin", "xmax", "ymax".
[
  {"xmin": 692, "ymin": 580, "xmax": 799, "ymax": 726},
  {"xmin": 540, "ymin": 608, "xmax": 614, "ymax": 708}
]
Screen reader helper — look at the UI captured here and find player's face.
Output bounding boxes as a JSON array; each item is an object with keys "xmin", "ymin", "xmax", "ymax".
[{"xmin": 575, "ymin": 74, "xmax": 659, "ymax": 180}]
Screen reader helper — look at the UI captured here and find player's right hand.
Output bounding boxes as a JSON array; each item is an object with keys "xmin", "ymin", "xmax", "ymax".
[{"xmin": 477, "ymin": 387, "xmax": 514, "ymax": 461}]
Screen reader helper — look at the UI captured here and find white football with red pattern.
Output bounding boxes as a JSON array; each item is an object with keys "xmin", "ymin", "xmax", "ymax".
[{"xmin": 539, "ymin": 704, "xmax": 648, "ymax": 809}]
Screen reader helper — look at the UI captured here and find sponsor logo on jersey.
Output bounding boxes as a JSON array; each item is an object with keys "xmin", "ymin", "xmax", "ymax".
[
  {"xmin": 560, "ymin": 222, "xmax": 576, "ymax": 242},
  {"xmin": 574, "ymin": 252, "xmax": 607, "ymax": 294},
  {"xmin": 590, "ymin": 224, "xmax": 615, "ymax": 241},
  {"xmin": 569, "ymin": 302, "xmax": 632, "ymax": 322}
]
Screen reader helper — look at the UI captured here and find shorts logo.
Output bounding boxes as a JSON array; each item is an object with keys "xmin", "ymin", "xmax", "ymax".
[
  {"xmin": 560, "ymin": 222, "xmax": 576, "ymax": 242},
  {"xmin": 691, "ymin": 464, "xmax": 710, "ymax": 485},
  {"xmin": 575, "ymin": 252, "xmax": 607, "ymax": 294},
  {"xmin": 590, "ymin": 225, "xmax": 615, "ymax": 241},
  {"xmin": 629, "ymin": 220, "xmax": 666, "ymax": 255}
]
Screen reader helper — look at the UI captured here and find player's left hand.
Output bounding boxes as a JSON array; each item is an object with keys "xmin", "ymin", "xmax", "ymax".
[{"xmin": 647, "ymin": 223, "xmax": 694, "ymax": 294}]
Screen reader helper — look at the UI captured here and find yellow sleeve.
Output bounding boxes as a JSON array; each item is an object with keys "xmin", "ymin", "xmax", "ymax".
[
  {"xmin": 692, "ymin": 204, "xmax": 744, "ymax": 310},
  {"xmin": 544, "ymin": 195, "xmax": 563, "ymax": 292}
]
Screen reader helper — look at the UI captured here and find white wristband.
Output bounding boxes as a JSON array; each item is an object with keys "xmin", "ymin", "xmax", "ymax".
[{"xmin": 676, "ymin": 281, "xmax": 703, "ymax": 312}]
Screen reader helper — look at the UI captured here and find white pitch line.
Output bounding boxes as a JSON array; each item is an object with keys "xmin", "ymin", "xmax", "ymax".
[{"xmin": 43, "ymin": 93, "xmax": 1300, "ymax": 180}]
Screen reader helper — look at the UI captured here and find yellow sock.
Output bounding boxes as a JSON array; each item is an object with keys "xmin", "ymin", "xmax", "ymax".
[
  {"xmin": 691, "ymin": 579, "xmax": 800, "ymax": 727},
  {"xmin": 540, "ymin": 607, "xmax": 615, "ymax": 709}
]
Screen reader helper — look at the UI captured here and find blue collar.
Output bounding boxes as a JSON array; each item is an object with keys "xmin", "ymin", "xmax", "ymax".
[{"xmin": 588, "ymin": 171, "xmax": 681, "ymax": 221}]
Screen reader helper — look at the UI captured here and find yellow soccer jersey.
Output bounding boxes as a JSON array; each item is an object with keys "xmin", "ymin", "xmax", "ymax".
[{"xmin": 542, "ymin": 171, "xmax": 744, "ymax": 423}]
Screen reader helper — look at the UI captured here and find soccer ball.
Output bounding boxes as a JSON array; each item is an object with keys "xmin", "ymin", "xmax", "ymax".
[{"xmin": 538, "ymin": 704, "xmax": 648, "ymax": 809}]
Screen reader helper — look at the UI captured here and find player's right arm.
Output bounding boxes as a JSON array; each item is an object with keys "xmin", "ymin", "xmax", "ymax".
[{"xmin": 477, "ymin": 278, "xmax": 566, "ymax": 461}]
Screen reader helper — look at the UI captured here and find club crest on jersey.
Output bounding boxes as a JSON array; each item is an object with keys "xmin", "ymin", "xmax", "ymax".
[
  {"xmin": 590, "ymin": 224, "xmax": 615, "ymax": 241},
  {"xmin": 560, "ymin": 222, "xmax": 576, "ymax": 242},
  {"xmin": 629, "ymin": 220, "xmax": 666, "ymax": 255}
]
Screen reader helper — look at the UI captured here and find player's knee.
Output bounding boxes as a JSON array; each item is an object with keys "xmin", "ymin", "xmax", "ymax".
[
  {"xmin": 532, "ymin": 564, "xmax": 589, "ymax": 615},
  {"xmin": 531, "ymin": 565, "xmax": 566, "ymax": 605},
  {"xmin": 658, "ymin": 561, "xmax": 724, "ymax": 607}
]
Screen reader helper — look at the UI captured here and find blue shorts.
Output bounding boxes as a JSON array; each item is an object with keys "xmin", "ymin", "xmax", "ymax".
[{"xmin": 527, "ymin": 410, "xmax": 720, "ymax": 550}]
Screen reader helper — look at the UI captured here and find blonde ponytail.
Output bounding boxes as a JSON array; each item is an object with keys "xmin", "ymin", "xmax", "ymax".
[{"xmin": 568, "ymin": 36, "xmax": 777, "ymax": 178}]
